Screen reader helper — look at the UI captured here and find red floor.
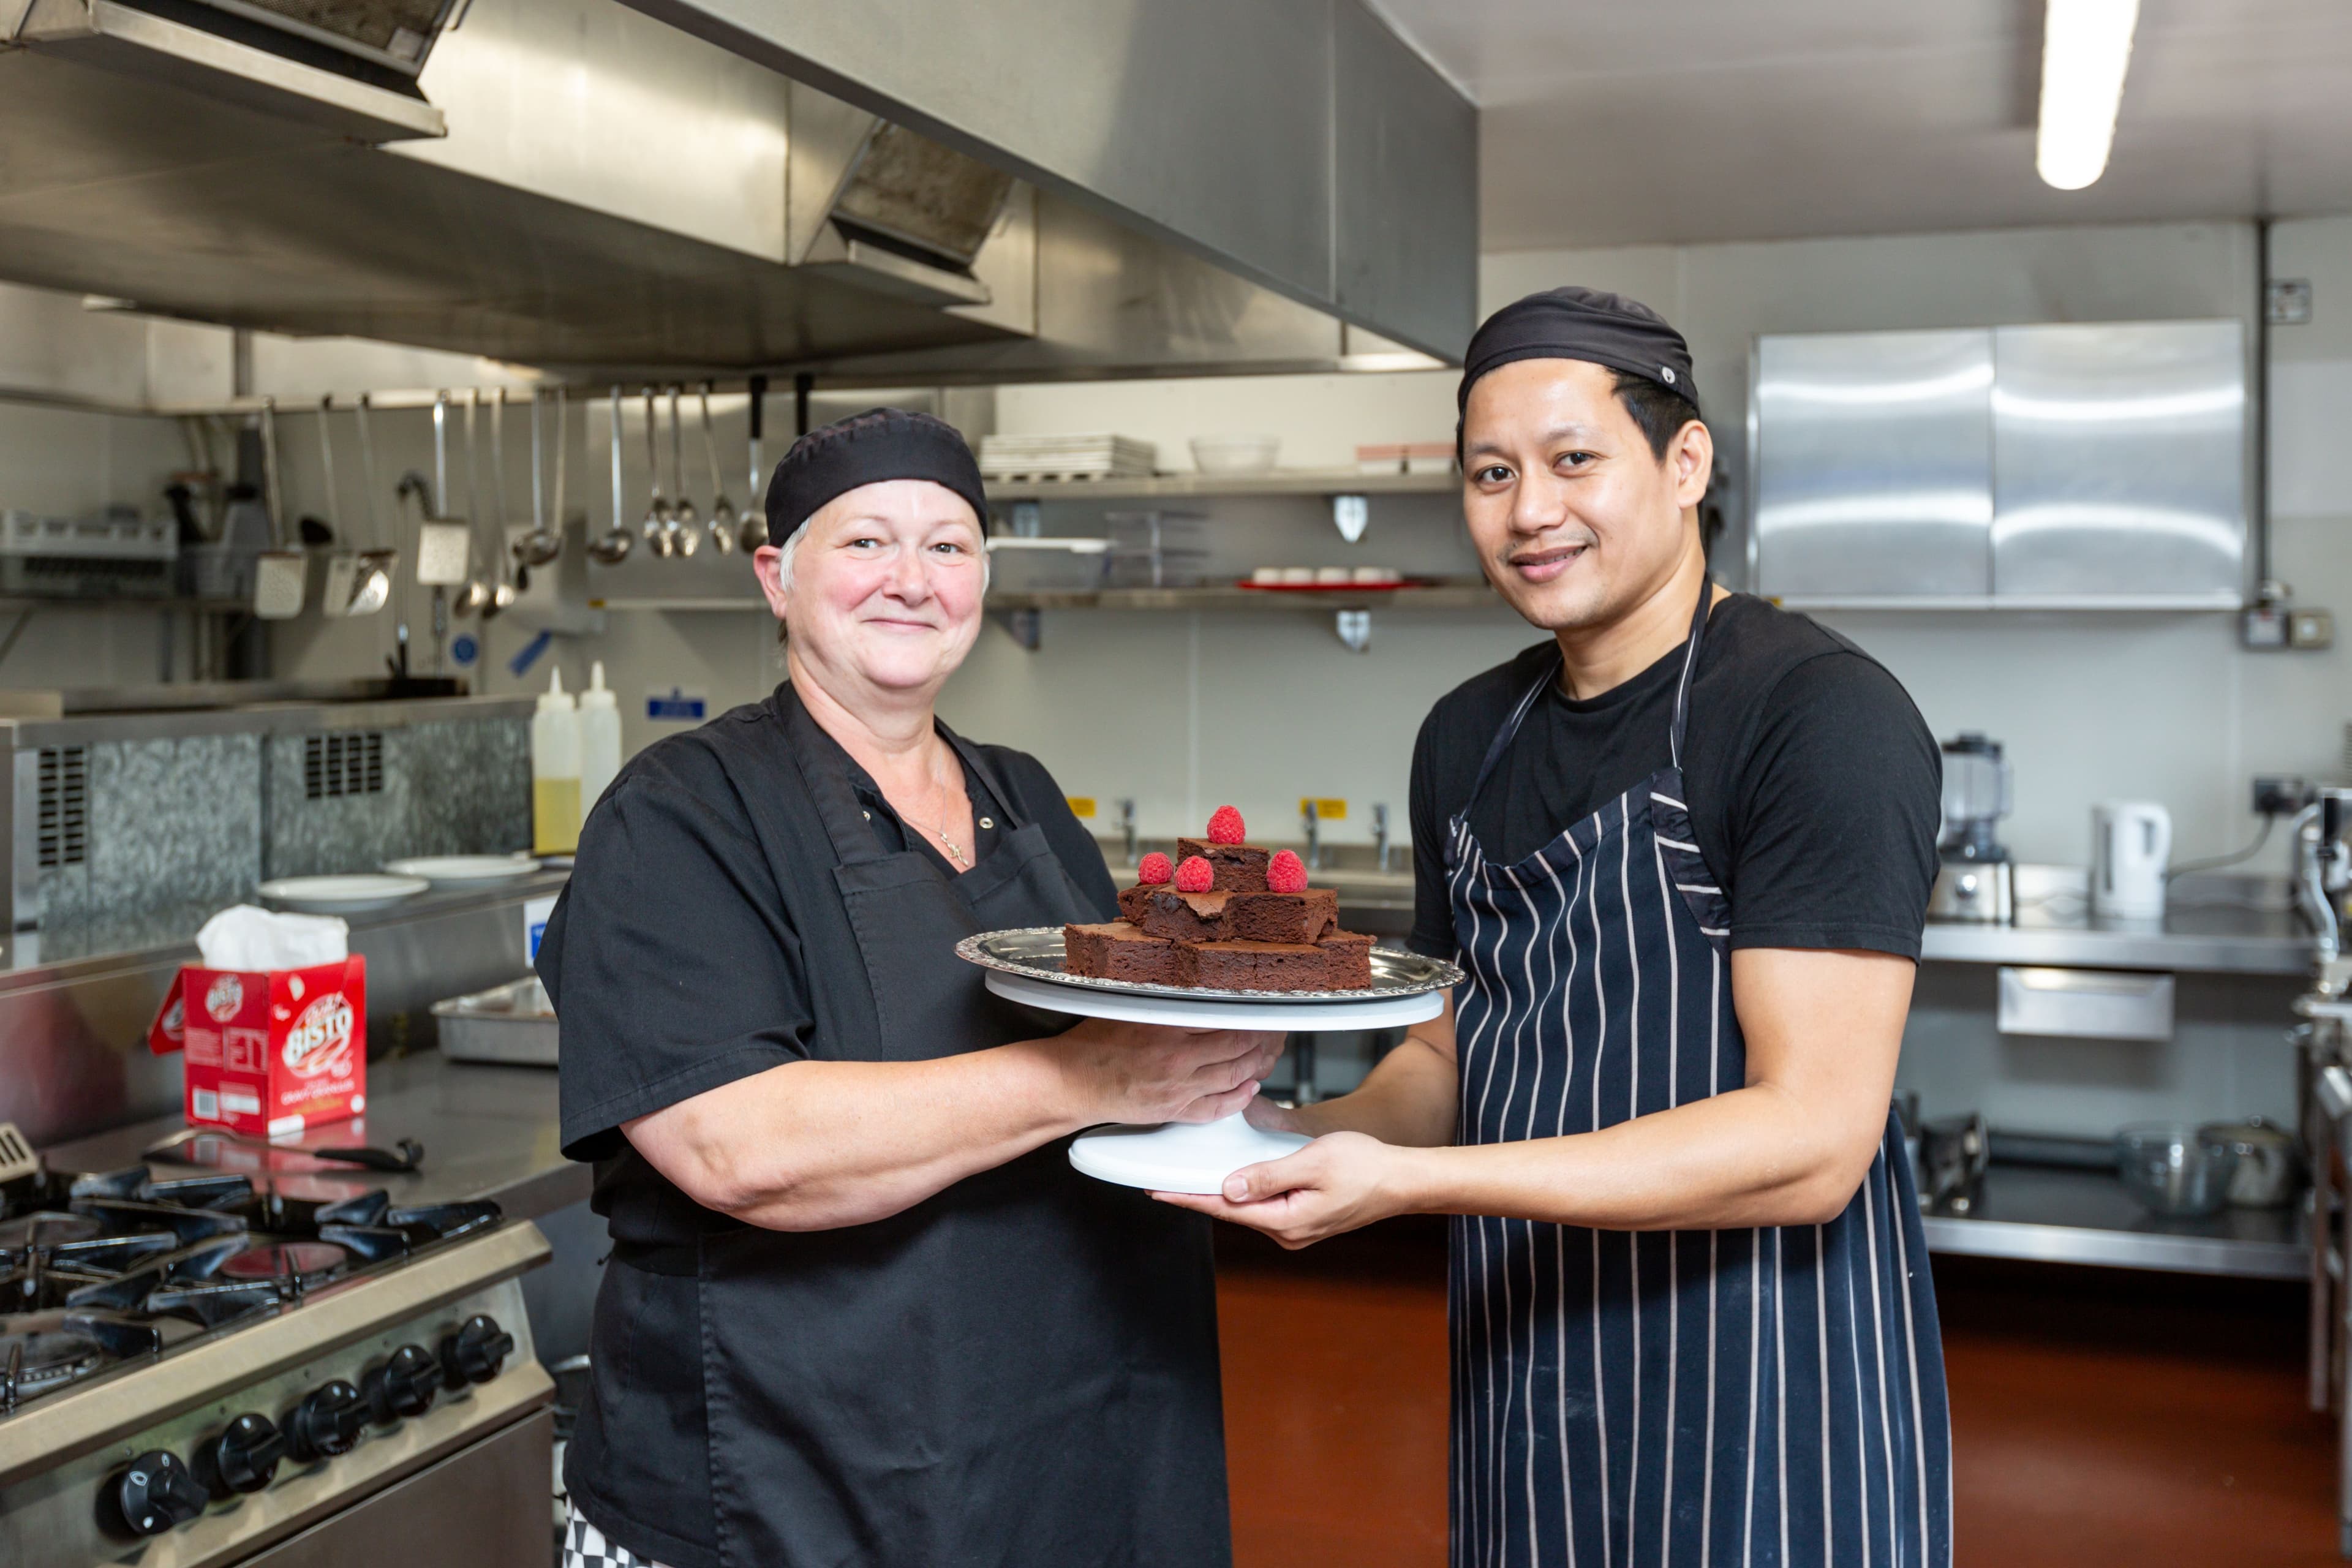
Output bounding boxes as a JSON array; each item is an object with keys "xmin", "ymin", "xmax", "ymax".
[{"xmin": 1216, "ymin": 1223, "xmax": 2341, "ymax": 1567}]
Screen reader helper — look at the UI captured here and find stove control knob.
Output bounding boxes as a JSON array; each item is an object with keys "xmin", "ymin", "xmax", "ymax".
[
  {"xmin": 440, "ymin": 1314, "xmax": 516, "ymax": 1387},
  {"xmin": 197, "ymin": 1412, "xmax": 286, "ymax": 1495},
  {"xmin": 364, "ymin": 1343, "xmax": 440, "ymax": 1423},
  {"xmin": 113, "ymin": 1449, "xmax": 208, "ymax": 1536},
  {"xmin": 285, "ymin": 1379, "xmax": 368, "ymax": 1460}
]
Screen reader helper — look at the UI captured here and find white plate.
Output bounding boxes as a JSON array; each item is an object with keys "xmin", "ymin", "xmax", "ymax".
[
  {"xmin": 382, "ymin": 853, "xmax": 540, "ymax": 886},
  {"xmin": 257, "ymin": 873, "xmax": 431, "ymax": 914}
]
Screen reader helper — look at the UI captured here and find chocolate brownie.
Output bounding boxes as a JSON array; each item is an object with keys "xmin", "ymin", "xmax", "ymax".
[
  {"xmin": 1314, "ymin": 929, "xmax": 1376, "ymax": 989},
  {"xmin": 1182, "ymin": 940, "xmax": 1335, "ymax": 992},
  {"xmin": 1061, "ymin": 921, "xmax": 1185, "ymax": 986},
  {"xmin": 1175, "ymin": 837, "xmax": 1270, "ymax": 892},
  {"xmin": 1224, "ymin": 888, "xmax": 1338, "ymax": 945},
  {"xmin": 1118, "ymin": 886, "xmax": 1230, "ymax": 941}
]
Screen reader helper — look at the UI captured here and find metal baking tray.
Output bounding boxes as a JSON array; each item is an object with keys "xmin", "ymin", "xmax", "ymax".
[{"xmin": 431, "ymin": 976, "xmax": 559, "ymax": 1066}]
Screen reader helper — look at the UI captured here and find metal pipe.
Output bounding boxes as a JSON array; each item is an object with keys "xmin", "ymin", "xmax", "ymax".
[{"xmin": 2255, "ymin": 216, "xmax": 2273, "ymax": 594}]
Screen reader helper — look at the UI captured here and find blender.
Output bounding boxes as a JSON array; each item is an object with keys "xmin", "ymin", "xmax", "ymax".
[{"xmin": 1929, "ymin": 732, "xmax": 2014, "ymax": 923}]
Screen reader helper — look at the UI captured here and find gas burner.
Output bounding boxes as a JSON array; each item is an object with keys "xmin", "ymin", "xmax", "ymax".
[
  {"xmin": 0, "ymin": 1212, "xmax": 105, "ymax": 1255},
  {"xmin": 68, "ymin": 1199, "xmax": 247, "ymax": 1248},
  {"xmin": 0, "ymin": 1310, "xmax": 164, "ymax": 1412},
  {"xmin": 215, "ymin": 1241, "xmax": 353, "ymax": 1285}
]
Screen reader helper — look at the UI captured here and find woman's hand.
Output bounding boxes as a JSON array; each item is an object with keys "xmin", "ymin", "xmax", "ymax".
[
  {"xmin": 1036, "ymin": 1018, "xmax": 1286, "ymax": 1127},
  {"xmin": 1153, "ymin": 1131, "xmax": 1416, "ymax": 1249}
]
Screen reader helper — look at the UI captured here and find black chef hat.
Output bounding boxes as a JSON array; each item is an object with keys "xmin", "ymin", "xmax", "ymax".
[
  {"xmin": 1457, "ymin": 287, "xmax": 1700, "ymax": 417},
  {"xmin": 764, "ymin": 407, "xmax": 990, "ymax": 547}
]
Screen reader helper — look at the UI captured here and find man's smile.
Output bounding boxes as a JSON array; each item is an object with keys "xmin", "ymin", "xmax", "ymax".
[{"xmin": 1505, "ymin": 541, "xmax": 1592, "ymax": 583}]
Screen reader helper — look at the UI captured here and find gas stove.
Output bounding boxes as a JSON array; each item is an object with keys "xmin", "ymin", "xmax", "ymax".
[{"xmin": 0, "ymin": 1151, "xmax": 553, "ymax": 1568}]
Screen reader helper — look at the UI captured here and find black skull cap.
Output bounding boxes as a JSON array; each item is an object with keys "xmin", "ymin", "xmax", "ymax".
[
  {"xmin": 765, "ymin": 407, "xmax": 990, "ymax": 547},
  {"xmin": 1456, "ymin": 286, "xmax": 1700, "ymax": 417}
]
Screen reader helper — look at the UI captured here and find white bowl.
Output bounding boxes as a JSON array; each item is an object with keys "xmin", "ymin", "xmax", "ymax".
[{"xmin": 1190, "ymin": 435, "xmax": 1280, "ymax": 475}]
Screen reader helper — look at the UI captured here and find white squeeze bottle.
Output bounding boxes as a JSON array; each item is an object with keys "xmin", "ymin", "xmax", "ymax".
[
  {"xmin": 578, "ymin": 660, "xmax": 622, "ymax": 813},
  {"xmin": 532, "ymin": 668, "xmax": 582, "ymax": 854}
]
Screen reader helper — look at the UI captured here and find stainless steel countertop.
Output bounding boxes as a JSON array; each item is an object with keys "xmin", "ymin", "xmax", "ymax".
[
  {"xmin": 43, "ymin": 1051, "xmax": 586, "ymax": 1221},
  {"xmin": 1100, "ymin": 851, "xmax": 2316, "ymax": 976},
  {"xmin": 1921, "ymin": 868, "xmax": 2312, "ymax": 976}
]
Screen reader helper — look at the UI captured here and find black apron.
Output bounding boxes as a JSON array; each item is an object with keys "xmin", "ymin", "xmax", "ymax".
[
  {"xmin": 681, "ymin": 692, "xmax": 1230, "ymax": 1567},
  {"xmin": 1444, "ymin": 586, "xmax": 1952, "ymax": 1568}
]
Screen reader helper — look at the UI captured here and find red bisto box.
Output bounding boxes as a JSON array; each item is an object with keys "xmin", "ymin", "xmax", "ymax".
[{"xmin": 149, "ymin": 957, "xmax": 367, "ymax": 1137}]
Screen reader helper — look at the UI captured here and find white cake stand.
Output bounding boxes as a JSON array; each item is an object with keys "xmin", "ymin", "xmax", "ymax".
[{"xmin": 979, "ymin": 968, "xmax": 1445, "ymax": 1195}]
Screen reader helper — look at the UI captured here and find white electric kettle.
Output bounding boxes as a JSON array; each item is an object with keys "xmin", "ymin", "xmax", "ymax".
[{"xmin": 2091, "ymin": 801, "xmax": 2171, "ymax": 921}]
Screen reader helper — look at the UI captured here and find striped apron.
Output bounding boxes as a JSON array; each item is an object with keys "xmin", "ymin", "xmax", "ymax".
[{"xmin": 1444, "ymin": 585, "xmax": 1951, "ymax": 1568}]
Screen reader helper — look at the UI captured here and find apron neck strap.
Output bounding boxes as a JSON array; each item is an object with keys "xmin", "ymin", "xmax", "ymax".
[
  {"xmin": 1463, "ymin": 577, "xmax": 1719, "ymax": 809},
  {"xmin": 1669, "ymin": 579, "xmax": 1715, "ymax": 769},
  {"xmin": 778, "ymin": 683, "xmax": 1029, "ymax": 867}
]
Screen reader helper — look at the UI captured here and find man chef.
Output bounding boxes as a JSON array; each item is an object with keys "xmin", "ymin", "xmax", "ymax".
[{"xmin": 1163, "ymin": 287, "xmax": 1953, "ymax": 1567}]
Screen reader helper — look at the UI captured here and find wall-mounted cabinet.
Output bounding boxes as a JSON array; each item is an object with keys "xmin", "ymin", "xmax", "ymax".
[{"xmin": 1749, "ymin": 320, "xmax": 2245, "ymax": 609}]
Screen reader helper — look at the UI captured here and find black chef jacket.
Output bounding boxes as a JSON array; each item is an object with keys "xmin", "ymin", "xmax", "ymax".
[{"xmin": 539, "ymin": 682, "xmax": 1231, "ymax": 1568}]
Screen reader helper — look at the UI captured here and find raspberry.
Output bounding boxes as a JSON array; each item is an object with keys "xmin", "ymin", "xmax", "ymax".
[
  {"xmin": 1174, "ymin": 855, "xmax": 1215, "ymax": 894},
  {"xmin": 1136, "ymin": 851, "xmax": 1173, "ymax": 885},
  {"xmin": 1267, "ymin": 849, "xmax": 1308, "ymax": 894},
  {"xmin": 1206, "ymin": 805, "xmax": 1246, "ymax": 845}
]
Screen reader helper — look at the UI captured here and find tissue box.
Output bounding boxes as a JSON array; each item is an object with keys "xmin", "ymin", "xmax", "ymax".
[{"xmin": 149, "ymin": 957, "xmax": 368, "ymax": 1136}]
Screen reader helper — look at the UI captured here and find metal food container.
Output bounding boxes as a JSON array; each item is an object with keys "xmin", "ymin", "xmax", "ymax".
[{"xmin": 432, "ymin": 976, "xmax": 559, "ymax": 1066}]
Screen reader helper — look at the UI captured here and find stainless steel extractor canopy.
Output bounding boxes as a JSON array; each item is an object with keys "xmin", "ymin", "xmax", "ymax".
[{"xmin": 0, "ymin": 0, "xmax": 1477, "ymax": 380}]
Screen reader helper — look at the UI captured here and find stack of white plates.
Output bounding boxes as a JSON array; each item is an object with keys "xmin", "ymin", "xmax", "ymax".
[
  {"xmin": 978, "ymin": 433, "xmax": 1157, "ymax": 481},
  {"xmin": 382, "ymin": 853, "xmax": 541, "ymax": 887}
]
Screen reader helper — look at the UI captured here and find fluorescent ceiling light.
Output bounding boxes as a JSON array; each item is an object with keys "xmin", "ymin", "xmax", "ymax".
[{"xmin": 2037, "ymin": 0, "xmax": 2140, "ymax": 190}]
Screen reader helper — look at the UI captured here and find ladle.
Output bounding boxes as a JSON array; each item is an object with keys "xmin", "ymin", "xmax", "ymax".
[
  {"xmin": 450, "ymin": 390, "xmax": 493, "ymax": 617},
  {"xmin": 514, "ymin": 386, "xmax": 563, "ymax": 568},
  {"xmin": 348, "ymin": 394, "xmax": 397, "ymax": 614},
  {"xmin": 483, "ymin": 389, "xmax": 519, "ymax": 616},
  {"xmin": 587, "ymin": 386, "xmax": 635, "ymax": 565},
  {"xmin": 640, "ymin": 386, "xmax": 674, "ymax": 556},
  {"xmin": 666, "ymin": 386, "xmax": 700, "ymax": 557},
  {"xmin": 737, "ymin": 374, "xmax": 769, "ymax": 553},
  {"xmin": 698, "ymin": 382, "xmax": 737, "ymax": 554}
]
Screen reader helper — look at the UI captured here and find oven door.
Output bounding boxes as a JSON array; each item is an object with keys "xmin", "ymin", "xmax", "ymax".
[{"xmin": 242, "ymin": 1410, "xmax": 551, "ymax": 1568}]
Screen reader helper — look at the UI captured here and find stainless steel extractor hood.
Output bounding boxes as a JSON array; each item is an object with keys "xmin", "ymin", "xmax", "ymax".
[{"xmin": 0, "ymin": 0, "xmax": 1477, "ymax": 381}]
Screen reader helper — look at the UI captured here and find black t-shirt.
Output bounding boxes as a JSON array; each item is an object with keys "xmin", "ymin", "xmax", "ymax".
[
  {"xmin": 1409, "ymin": 594, "xmax": 1939, "ymax": 960},
  {"xmin": 539, "ymin": 685, "xmax": 1115, "ymax": 1249}
]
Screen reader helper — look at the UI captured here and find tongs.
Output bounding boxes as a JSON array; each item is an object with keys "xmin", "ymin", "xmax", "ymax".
[{"xmin": 143, "ymin": 1126, "xmax": 426, "ymax": 1174}]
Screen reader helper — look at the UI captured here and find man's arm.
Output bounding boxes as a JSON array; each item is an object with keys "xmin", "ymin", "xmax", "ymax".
[
  {"xmin": 1248, "ymin": 992, "xmax": 1460, "ymax": 1148},
  {"xmin": 1161, "ymin": 946, "xmax": 1910, "ymax": 1247}
]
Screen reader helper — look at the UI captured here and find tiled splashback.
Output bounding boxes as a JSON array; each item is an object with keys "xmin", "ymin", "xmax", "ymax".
[
  {"xmin": 37, "ymin": 717, "xmax": 529, "ymax": 927},
  {"xmin": 263, "ymin": 718, "xmax": 530, "ymax": 880}
]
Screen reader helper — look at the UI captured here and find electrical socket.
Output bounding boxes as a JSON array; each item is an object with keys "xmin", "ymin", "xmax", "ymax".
[{"xmin": 2253, "ymin": 775, "xmax": 2316, "ymax": 816}]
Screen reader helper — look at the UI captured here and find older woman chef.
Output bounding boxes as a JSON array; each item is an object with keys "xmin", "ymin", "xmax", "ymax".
[{"xmin": 537, "ymin": 409, "xmax": 1279, "ymax": 1568}]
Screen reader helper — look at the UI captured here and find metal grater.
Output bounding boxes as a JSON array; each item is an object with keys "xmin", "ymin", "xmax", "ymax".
[{"xmin": 0, "ymin": 1120, "xmax": 36, "ymax": 1185}]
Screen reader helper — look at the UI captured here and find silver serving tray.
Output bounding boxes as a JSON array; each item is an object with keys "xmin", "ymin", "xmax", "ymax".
[
  {"xmin": 956, "ymin": 926, "xmax": 1464, "ymax": 1004},
  {"xmin": 431, "ymin": 976, "xmax": 558, "ymax": 1066}
]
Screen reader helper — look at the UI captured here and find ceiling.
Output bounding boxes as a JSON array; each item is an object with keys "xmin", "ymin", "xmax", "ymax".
[{"xmin": 1368, "ymin": 0, "xmax": 2352, "ymax": 252}]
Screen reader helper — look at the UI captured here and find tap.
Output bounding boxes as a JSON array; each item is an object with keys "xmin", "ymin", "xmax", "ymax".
[
  {"xmin": 1302, "ymin": 800, "xmax": 1321, "ymax": 872},
  {"xmin": 1372, "ymin": 802, "xmax": 1391, "ymax": 874},
  {"xmin": 1117, "ymin": 798, "xmax": 1137, "ymax": 866}
]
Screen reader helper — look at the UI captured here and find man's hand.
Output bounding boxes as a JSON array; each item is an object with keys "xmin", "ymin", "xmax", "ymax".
[{"xmin": 1153, "ymin": 1131, "xmax": 1414, "ymax": 1249}]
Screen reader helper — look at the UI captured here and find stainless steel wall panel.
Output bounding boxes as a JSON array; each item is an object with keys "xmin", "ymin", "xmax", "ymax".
[
  {"xmin": 1752, "ymin": 329, "xmax": 1994, "ymax": 599},
  {"xmin": 1989, "ymin": 320, "xmax": 2246, "ymax": 602}
]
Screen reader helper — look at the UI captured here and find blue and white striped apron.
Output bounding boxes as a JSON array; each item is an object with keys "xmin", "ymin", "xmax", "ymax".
[{"xmin": 1444, "ymin": 585, "xmax": 1951, "ymax": 1568}]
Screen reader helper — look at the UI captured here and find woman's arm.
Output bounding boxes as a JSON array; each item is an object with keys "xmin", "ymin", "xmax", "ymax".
[
  {"xmin": 625, "ymin": 1018, "xmax": 1283, "ymax": 1231},
  {"xmin": 1160, "ymin": 948, "xmax": 1909, "ymax": 1246}
]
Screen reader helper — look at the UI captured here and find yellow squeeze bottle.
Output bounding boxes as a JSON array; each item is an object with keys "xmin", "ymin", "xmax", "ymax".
[{"xmin": 532, "ymin": 668, "xmax": 582, "ymax": 854}]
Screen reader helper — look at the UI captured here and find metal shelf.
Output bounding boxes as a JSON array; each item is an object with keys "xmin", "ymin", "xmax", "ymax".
[
  {"xmin": 985, "ymin": 469, "xmax": 1458, "ymax": 502},
  {"xmin": 1921, "ymin": 1161, "xmax": 2306, "ymax": 1280},
  {"xmin": 593, "ymin": 582, "xmax": 1504, "ymax": 614}
]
